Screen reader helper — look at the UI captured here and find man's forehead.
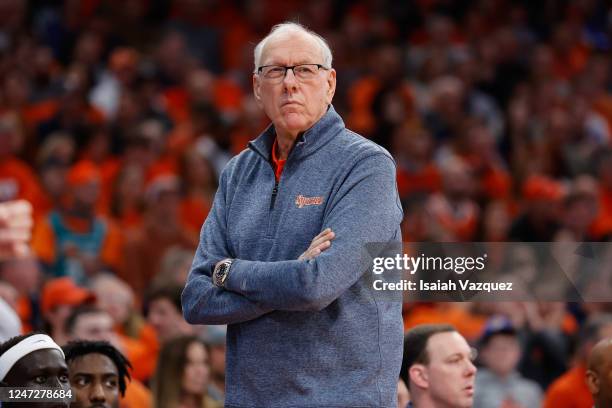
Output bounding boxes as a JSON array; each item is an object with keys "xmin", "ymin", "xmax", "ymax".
[
  {"xmin": 69, "ymin": 353, "xmax": 117, "ymax": 375},
  {"xmin": 13, "ymin": 349, "xmax": 67, "ymax": 375},
  {"xmin": 426, "ymin": 331, "xmax": 470, "ymax": 359},
  {"xmin": 76, "ymin": 312, "xmax": 113, "ymax": 326},
  {"xmin": 260, "ymin": 32, "xmax": 323, "ymax": 65}
]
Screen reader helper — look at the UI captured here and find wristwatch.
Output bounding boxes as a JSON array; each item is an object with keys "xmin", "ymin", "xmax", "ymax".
[{"xmin": 213, "ymin": 259, "xmax": 233, "ymax": 288}]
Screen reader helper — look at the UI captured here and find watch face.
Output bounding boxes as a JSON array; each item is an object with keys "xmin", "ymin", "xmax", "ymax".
[
  {"xmin": 220, "ymin": 265, "xmax": 229, "ymax": 282},
  {"xmin": 215, "ymin": 261, "xmax": 230, "ymax": 287}
]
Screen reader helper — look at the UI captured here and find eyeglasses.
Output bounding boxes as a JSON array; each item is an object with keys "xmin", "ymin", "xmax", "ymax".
[{"xmin": 256, "ymin": 64, "xmax": 329, "ymax": 82}]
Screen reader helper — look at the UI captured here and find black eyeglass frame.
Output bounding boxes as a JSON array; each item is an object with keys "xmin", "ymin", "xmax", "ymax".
[{"xmin": 256, "ymin": 64, "xmax": 330, "ymax": 77}]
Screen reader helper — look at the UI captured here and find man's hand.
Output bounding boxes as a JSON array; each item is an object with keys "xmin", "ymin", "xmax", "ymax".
[{"xmin": 298, "ymin": 228, "xmax": 335, "ymax": 261}]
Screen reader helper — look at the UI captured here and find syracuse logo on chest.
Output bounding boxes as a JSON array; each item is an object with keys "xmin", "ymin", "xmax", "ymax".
[{"xmin": 295, "ymin": 194, "xmax": 324, "ymax": 208}]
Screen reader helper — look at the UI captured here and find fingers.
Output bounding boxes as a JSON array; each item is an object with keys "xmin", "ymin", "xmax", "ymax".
[
  {"xmin": 309, "ymin": 228, "xmax": 335, "ymax": 249},
  {"xmin": 298, "ymin": 228, "xmax": 335, "ymax": 261}
]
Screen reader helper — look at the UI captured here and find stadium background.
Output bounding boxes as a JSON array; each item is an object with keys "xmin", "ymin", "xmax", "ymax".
[{"xmin": 0, "ymin": 0, "xmax": 612, "ymax": 407}]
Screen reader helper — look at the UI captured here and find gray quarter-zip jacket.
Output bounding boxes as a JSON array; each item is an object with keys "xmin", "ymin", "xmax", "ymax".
[{"xmin": 182, "ymin": 105, "xmax": 404, "ymax": 408}]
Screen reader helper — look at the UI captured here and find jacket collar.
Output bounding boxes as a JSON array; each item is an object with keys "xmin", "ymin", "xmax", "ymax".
[{"xmin": 248, "ymin": 104, "xmax": 345, "ymax": 163}]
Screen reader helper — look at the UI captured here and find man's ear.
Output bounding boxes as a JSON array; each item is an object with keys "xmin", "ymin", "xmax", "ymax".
[
  {"xmin": 253, "ymin": 74, "xmax": 263, "ymax": 108},
  {"xmin": 586, "ymin": 370, "xmax": 600, "ymax": 395},
  {"xmin": 409, "ymin": 364, "xmax": 429, "ymax": 389},
  {"xmin": 325, "ymin": 69, "xmax": 336, "ymax": 105}
]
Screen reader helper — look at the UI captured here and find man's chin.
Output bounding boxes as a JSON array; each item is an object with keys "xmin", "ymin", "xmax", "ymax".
[{"xmin": 459, "ymin": 396, "xmax": 474, "ymax": 408}]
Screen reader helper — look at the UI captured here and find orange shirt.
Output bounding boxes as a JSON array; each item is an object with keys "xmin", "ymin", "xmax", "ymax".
[
  {"xmin": 346, "ymin": 76, "xmax": 380, "ymax": 135},
  {"xmin": 403, "ymin": 303, "xmax": 487, "ymax": 343},
  {"xmin": 31, "ymin": 213, "xmax": 123, "ymax": 272},
  {"xmin": 271, "ymin": 138, "xmax": 286, "ymax": 182},
  {"xmin": 591, "ymin": 187, "xmax": 612, "ymax": 239},
  {"xmin": 0, "ymin": 158, "xmax": 44, "ymax": 217},
  {"xmin": 119, "ymin": 334, "xmax": 155, "ymax": 383},
  {"xmin": 481, "ymin": 167, "xmax": 511, "ymax": 200},
  {"xmin": 117, "ymin": 322, "xmax": 160, "ymax": 381},
  {"xmin": 543, "ymin": 364, "xmax": 592, "ymax": 408},
  {"xmin": 120, "ymin": 378, "xmax": 152, "ymax": 408},
  {"xmin": 180, "ymin": 195, "xmax": 212, "ymax": 234},
  {"xmin": 396, "ymin": 164, "xmax": 441, "ymax": 198},
  {"xmin": 16, "ymin": 295, "xmax": 32, "ymax": 333},
  {"xmin": 426, "ymin": 193, "xmax": 479, "ymax": 241}
]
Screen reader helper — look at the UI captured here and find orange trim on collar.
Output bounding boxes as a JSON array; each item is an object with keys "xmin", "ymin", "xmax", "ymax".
[{"xmin": 271, "ymin": 138, "xmax": 286, "ymax": 182}]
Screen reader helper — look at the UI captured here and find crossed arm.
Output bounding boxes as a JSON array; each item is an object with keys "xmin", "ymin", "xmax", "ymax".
[{"xmin": 181, "ymin": 153, "xmax": 402, "ymax": 324}]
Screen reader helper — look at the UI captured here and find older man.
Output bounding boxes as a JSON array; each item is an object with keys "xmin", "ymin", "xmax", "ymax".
[
  {"xmin": 182, "ymin": 22, "xmax": 403, "ymax": 407},
  {"xmin": 400, "ymin": 324, "xmax": 477, "ymax": 408}
]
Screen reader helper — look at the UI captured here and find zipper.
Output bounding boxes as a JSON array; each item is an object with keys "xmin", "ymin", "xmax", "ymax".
[{"xmin": 270, "ymin": 181, "xmax": 279, "ymax": 210}]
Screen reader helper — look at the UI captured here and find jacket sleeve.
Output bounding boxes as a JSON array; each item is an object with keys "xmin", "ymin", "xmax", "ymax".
[
  {"xmin": 224, "ymin": 153, "xmax": 403, "ymax": 311},
  {"xmin": 181, "ymin": 167, "xmax": 273, "ymax": 325}
]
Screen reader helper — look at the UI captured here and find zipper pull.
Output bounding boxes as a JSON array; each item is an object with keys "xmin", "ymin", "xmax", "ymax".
[{"xmin": 270, "ymin": 182, "xmax": 279, "ymax": 210}]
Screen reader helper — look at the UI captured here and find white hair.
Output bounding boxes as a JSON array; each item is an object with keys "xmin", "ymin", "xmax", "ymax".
[{"xmin": 253, "ymin": 22, "xmax": 333, "ymax": 71}]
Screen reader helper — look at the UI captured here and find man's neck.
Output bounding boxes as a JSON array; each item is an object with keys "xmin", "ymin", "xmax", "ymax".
[
  {"xmin": 410, "ymin": 395, "xmax": 437, "ymax": 408},
  {"xmin": 275, "ymin": 132, "xmax": 299, "ymax": 160}
]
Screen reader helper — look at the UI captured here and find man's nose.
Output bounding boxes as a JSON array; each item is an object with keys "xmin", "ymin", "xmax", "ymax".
[
  {"xmin": 465, "ymin": 359, "xmax": 477, "ymax": 376},
  {"xmin": 282, "ymin": 67, "xmax": 299, "ymax": 88},
  {"xmin": 90, "ymin": 382, "xmax": 106, "ymax": 402}
]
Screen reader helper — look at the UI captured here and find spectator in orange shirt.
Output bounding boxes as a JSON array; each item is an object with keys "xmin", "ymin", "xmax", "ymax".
[
  {"xmin": 35, "ymin": 133, "xmax": 74, "ymax": 216},
  {"xmin": 41, "ymin": 277, "xmax": 96, "ymax": 346},
  {"xmin": 455, "ymin": 118, "xmax": 511, "ymax": 201},
  {"xmin": 179, "ymin": 148, "xmax": 216, "ymax": 235},
  {"xmin": 543, "ymin": 313, "xmax": 612, "ymax": 408},
  {"xmin": 92, "ymin": 274, "xmax": 158, "ymax": 381},
  {"xmin": 0, "ymin": 114, "xmax": 44, "ymax": 216},
  {"xmin": 64, "ymin": 339, "xmax": 152, "ymax": 408},
  {"xmin": 425, "ymin": 157, "xmax": 479, "ymax": 241},
  {"xmin": 554, "ymin": 177, "xmax": 599, "ymax": 242},
  {"xmin": 120, "ymin": 174, "xmax": 197, "ymax": 295},
  {"xmin": 108, "ymin": 164, "xmax": 145, "ymax": 230},
  {"xmin": 392, "ymin": 121, "xmax": 441, "ymax": 201},
  {"xmin": 509, "ymin": 175, "xmax": 565, "ymax": 242},
  {"xmin": 31, "ymin": 160, "xmax": 122, "ymax": 284}
]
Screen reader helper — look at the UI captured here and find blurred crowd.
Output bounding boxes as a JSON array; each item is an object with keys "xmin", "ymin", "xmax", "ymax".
[{"xmin": 0, "ymin": 0, "xmax": 612, "ymax": 407}]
